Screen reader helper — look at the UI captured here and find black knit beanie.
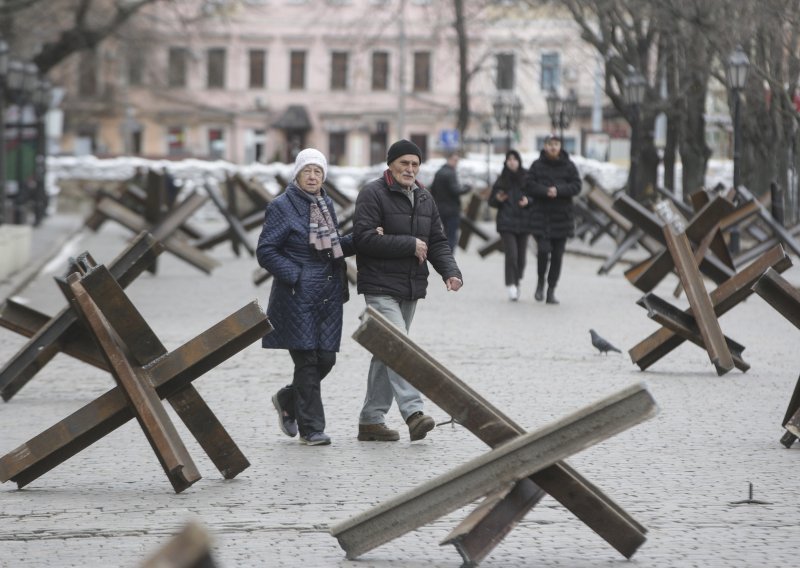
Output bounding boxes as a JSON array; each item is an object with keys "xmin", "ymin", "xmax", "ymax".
[{"xmin": 386, "ymin": 139, "xmax": 423, "ymax": 165}]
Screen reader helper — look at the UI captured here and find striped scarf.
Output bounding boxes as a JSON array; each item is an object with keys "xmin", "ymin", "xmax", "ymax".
[{"xmin": 309, "ymin": 195, "xmax": 343, "ymax": 258}]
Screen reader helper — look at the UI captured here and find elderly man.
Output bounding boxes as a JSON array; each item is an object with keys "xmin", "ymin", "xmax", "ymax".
[{"xmin": 353, "ymin": 139, "xmax": 463, "ymax": 442}]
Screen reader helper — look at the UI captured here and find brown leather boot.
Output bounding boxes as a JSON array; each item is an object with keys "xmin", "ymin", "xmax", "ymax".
[
  {"xmin": 358, "ymin": 423, "xmax": 400, "ymax": 441},
  {"xmin": 406, "ymin": 412, "xmax": 435, "ymax": 441}
]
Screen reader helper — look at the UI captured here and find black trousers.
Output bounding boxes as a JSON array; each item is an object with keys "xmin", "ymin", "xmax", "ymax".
[
  {"xmin": 534, "ymin": 236, "xmax": 567, "ymax": 288},
  {"xmin": 276, "ymin": 349, "xmax": 336, "ymax": 436},
  {"xmin": 499, "ymin": 231, "xmax": 530, "ymax": 286}
]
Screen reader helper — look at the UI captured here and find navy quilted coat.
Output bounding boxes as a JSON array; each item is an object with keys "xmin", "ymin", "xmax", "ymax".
[
  {"xmin": 257, "ymin": 184, "xmax": 354, "ymax": 352},
  {"xmin": 353, "ymin": 171, "xmax": 462, "ymax": 300}
]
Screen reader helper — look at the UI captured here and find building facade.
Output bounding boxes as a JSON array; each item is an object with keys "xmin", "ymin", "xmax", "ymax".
[{"xmin": 50, "ymin": 1, "xmax": 607, "ymax": 166}]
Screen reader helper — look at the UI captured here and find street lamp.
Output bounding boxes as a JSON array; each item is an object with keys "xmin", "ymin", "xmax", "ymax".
[
  {"xmin": 493, "ymin": 94, "xmax": 523, "ymax": 153},
  {"xmin": 546, "ymin": 87, "xmax": 578, "ymax": 142},
  {"xmin": 7, "ymin": 62, "xmax": 36, "ymax": 224},
  {"xmin": 0, "ymin": 38, "xmax": 8, "ymax": 224},
  {"xmin": 726, "ymin": 45, "xmax": 749, "ymax": 253},
  {"xmin": 32, "ymin": 79, "xmax": 51, "ymax": 225},
  {"xmin": 623, "ymin": 68, "xmax": 646, "ymax": 199}
]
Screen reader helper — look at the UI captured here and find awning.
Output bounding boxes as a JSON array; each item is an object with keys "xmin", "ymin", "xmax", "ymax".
[{"xmin": 272, "ymin": 105, "xmax": 311, "ymax": 131}]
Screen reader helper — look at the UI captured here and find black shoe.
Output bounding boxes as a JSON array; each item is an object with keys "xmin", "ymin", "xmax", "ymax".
[
  {"xmin": 534, "ymin": 281, "xmax": 545, "ymax": 302},
  {"xmin": 272, "ymin": 393, "xmax": 298, "ymax": 437},
  {"xmin": 546, "ymin": 288, "xmax": 559, "ymax": 304},
  {"xmin": 300, "ymin": 432, "xmax": 331, "ymax": 445}
]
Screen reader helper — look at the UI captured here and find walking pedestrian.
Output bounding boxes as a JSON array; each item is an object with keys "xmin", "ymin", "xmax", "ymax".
[
  {"xmin": 257, "ymin": 148, "xmax": 355, "ymax": 446},
  {"xmin": 429, "ymin": 151, "xmax": 470, "ymax": 252},
  {"xmin": 525, "ymin": 134, "xmax": 581, "ymax": 304},
  {"xmin": 488, "ymin": 149, "xmax": 532, "ymax": 301},
  {"xmin": 353, "ymin": 139, "xmax": 463, "ymax": 442}
]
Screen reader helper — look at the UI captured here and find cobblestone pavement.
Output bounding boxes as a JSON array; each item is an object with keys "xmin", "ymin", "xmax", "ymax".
[{"xmin": 1, "ymin": 214, "xmax": 799, "ymax": 567}]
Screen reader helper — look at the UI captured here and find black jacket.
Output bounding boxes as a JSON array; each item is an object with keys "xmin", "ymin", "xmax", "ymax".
[
  {"xmin": 525, "ymin": 149, "xmax": 581, "ymax": 239},
  {"xmin": 429, "ymin": 163, "xmax": 467, "ymax": 217},
  {"xmin": 489, "ymin": 171, "xmax": 534, "ymax": 234},
  {"xmin": 353, "ymin": 170, "xmax": 462, "ymax": 300}
]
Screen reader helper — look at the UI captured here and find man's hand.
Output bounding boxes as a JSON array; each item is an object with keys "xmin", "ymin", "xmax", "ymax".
[
  {"xmin": 495, "ymin": 190, "xmax": 509, "ymax": 202},
  {"xmin": 446, "ymin": 276, "xmax": 463, "ymax": 291},
  {"xmin": 518, "ymin": 195, "xmax": 529, "ymax": 207},
  {"xmin": 415, "ymin": 238, "xmax": 428, "ymax": 265},
  {"xmin": 547, "ymin": 186, "xmax": 557, "ymax": 199}
]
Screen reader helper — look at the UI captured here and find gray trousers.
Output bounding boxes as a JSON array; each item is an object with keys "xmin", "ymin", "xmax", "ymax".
[{"xmin": 359, "ymin": 294, "xmax": 425, "ymax": 424}]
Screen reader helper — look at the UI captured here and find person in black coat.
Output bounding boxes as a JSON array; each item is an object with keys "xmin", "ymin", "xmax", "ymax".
[
  {"xmin": 257, "ymin": 148, "xmax": 354, "ymax": 446},
  {"xmin": 524, "ymin": 134, "xmax": 581, "ymax": 304},
  {"xmin": 488, "ymin": 149, "xmax": 533, "ymax": 301},
  {"xmin": 429, "ymin": 152, "xmax": 470, "ymax": 252},
  {"xmin": 353, "ymin": 139, "xmax": 463, "ymax": 443}
]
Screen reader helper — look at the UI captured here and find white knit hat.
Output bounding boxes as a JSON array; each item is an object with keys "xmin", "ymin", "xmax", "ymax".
[{"xmin": 292, "ymin": 148, "xmax": 328, "ymax": 182}]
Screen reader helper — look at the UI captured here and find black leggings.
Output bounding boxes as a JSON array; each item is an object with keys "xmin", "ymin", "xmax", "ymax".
[
  {"xmin": 276, "ymin": 350, "xmax": 336, "ymax": 436},
  {"xmin": 534, "ymin": 237, "xmax": 566, "ymax": 288},
  {"xmin": 499, "ymin": 232, "xmax": 530, "ymax": 286}
]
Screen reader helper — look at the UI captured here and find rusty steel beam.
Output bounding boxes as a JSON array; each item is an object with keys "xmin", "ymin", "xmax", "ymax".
[
  {"xmin": 440, "ymin": 479, "xmax": 542, "ymax": 566},
  {"xmin": 330, "ymin": 383, "xmax": 657, "ymax": 561},
  {"xmin": 0, "ymin": 232, "xmax": 163, "ymax": 401},
  {"xmin": 662, "ymin": 225, "xmax": 733, "ymax": 375},
  {"xmin": 351, "ymin": 307, "xmax": 648, "ymax": 560},
  {"xmin": 752, "ymin": 267, "xmax": 800, "ymax": 330},
  {"xmin": 629, "ymin": 244, "xmax": 792, "ymax": 371},
  {"xmin": 67, "ymin": 270, "xmax": 202, "ymax": 493},
  {"xmin": 202, "ymin": 182, "xmax": 255, "ymax": 257},
  {"xmin": 96, "ymin": 194, "xmax": 219, "ymax": 274},
  {"xmin": 638, "ymin": 294, "xmax": 749, "ymax": 372},
  {"xmin": 0, "ymin": 300, "xmax": 269, "ymax": 490}
]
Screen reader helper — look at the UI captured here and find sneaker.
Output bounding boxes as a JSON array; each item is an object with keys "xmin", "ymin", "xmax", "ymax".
[
  {"xmin": 300, "ymin": 432, "xmax": 331, "ymax": 446},
  {"xmin": 406, "ymin": 412, "xmax": 435, "ymax": 441},
  {"xmin": 271, "ymin": 393, "xmax": 298, "ymax": 438},
  {"xmin": 507, "ymin": 284, "xmax": 518, "ymax": 301},
  {"xmin": 357, "ymin": 423, "xmax": 400, "ymax": 441}
]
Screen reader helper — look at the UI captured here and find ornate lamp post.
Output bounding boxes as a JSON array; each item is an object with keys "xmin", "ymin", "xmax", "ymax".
[
  {"xmin": 32, "ymin": 79, "xmax": 51, "ymax": 225},
  {"xmin": 546, "ymin": 87, "xmax": 578, "ymax": 142},
  {"xmin": 623, "ymin": 68, "xmax": 646, "ymax": 199},
  {"xmin": 492, "ymin": 94, "xmax": 523, "ymax": 153},
  {"xmin": 8, "ymin": 62, "xmax": 36, "ymax": 224},
  {"xmin": 726, "ymin": 45, "xmax": 749, "ymax": 253},
  {"xmin": 0, "ymin": 39, "xmax": 8, "ymax": 224}
]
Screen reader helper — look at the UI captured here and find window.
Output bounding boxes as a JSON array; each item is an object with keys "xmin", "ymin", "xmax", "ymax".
[
  {"xmin": 168, "ymin": 47, "xmax": 188, "ymax": 88},
  {"xmin": 413, "ymin": 51, "xmax": 431, "ymax": 92},
  {"xmin": 249, "ymin": 49, "xmax": 266, "ymax": 88},
  {"xmin": 329, "ymin": 132, "xmax": 347, "ymax": 165},
  {"xmin": 78, "ymin": 51, "xmax": 98, "ymax": 96},
  {"xmin": 290, "ymin": 50, "xmax": 306, "ymax": 90},
  {"xmin": 167, "ymin": 126, "xmax": 186, "ymax": 156},
  {"xmin": 207, "ymin": 48, "xmax": 226, "ymax": 89},
  {"xmin": 410, "ymin": 133, "xmax": 427, "ymax": 161},
  {"xmin": 372, "ymin": 51, "xmax": 389, "ymax": 91},
  {"xmin": 330, "ymin": 51, "xmax": 348, "ymax": 91},
  {"xmin": 208, "ymin": 128, "xmax": 225, "ymax": 159},
  {"xmin": 496, "ymin": 53, "xmax": 515, "ymax": 91},
  {"xmin": 127, "ymin": 50, "xmax": 144, "ymax": 86},
  {"xmin": 541, "ymin": 52, "xmax": 560, "ymax": 91}
]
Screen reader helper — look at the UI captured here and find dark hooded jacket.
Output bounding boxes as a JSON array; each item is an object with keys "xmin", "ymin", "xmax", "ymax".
[
  {"xmin": 525, "ymin": 149, "xmax": 581, "ymax": 239},
  {"xmin": 353, "ymin": 170, "xmax": 462, "ymax": 300},
  {"xmin": 256, "ymin": 183, "xmax": 354, "ymax": 352},
  {"xmin": 488, "ymin": 150, "xmax": 534, "ymax": 234}
]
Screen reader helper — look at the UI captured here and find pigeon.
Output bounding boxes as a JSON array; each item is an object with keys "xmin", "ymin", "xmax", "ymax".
[{"xmin": 589, "ymin": 329, "xmax": 621, "ymax": 355}]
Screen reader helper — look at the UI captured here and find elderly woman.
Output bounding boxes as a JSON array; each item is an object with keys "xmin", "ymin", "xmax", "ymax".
[{"xmin": 257, "ymin": 148, "xmax": 354, "ymax": 446}]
